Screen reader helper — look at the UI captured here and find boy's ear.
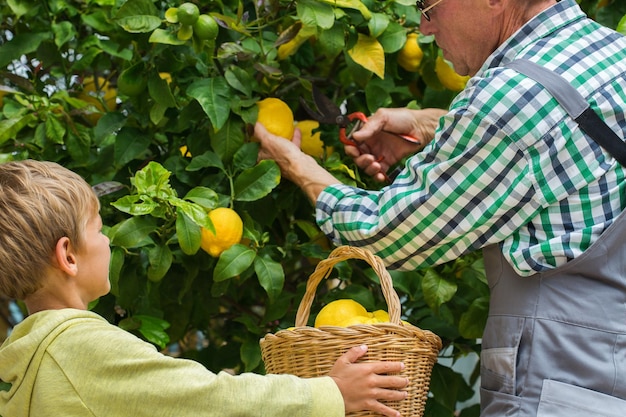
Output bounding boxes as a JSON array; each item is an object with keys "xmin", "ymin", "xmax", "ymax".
[{"xmin": 55, "ymin": 237, "xmax": 78, "ymax": 276}]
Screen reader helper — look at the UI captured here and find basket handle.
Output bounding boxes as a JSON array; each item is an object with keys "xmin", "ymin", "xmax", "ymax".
[{"xmin": 295, "ymin": 246, "xmax": 402, "ymax": 327}]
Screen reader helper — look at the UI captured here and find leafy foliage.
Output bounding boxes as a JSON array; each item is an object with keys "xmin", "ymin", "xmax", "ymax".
[{"xmin": 1, "ymin": 0, "xmax": 622, "ymax": 415}]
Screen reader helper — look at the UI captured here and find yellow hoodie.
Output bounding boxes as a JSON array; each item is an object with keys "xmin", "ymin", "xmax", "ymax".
[{"xmin": 0, "ymin": 309, "xmax": 343, "ymax": 417}]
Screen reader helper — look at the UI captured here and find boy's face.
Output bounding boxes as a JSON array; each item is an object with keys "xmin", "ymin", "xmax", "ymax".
[{"xmin": 74, "ymin": 214, "xmax": 111, "ymax": 303}]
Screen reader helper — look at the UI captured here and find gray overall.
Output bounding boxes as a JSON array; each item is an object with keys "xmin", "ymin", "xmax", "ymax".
[
  {"xmin": 480, "ymin": 209, "xmax": 626, "ymax": 416},
  {"xmin": 478, "ymin": 59, "xmax": 626, "ymax": 416}
]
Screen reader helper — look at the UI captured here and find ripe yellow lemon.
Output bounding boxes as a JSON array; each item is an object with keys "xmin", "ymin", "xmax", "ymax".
[
  {"xmin": 314, "ymin": 299, "xmax": 369, "ymax": 327},
  {"xmin": 200, "ymin": 207, "xmax": 243, "ymax": 257},
  {"xmin": 397, "ymin": 33, "xmax": 423, "ymax": 73},
  {"xmin": 256, "ymin": 97, "xmax": 295, "ymax": 139},
  {"xmin": 295, "ymin": 120, "xmax": 333, "ymax": 158},
  {"xmin": 435, "ymin": 56, "xmax": 470, "ymax": 91},
  {"xmin": 370, "ymin": 309, "xmax": 390, "ymax": 322}
]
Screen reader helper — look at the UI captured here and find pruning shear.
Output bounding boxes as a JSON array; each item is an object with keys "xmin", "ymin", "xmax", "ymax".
[{"xmin": 299, "ymin": 86, "xmax": 421, "ymax": 148}]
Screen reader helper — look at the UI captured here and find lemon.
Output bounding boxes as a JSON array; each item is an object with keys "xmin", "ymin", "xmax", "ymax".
[
  {"xmin": 397, "ymin": 33, "xmax": 423, "ymax": 73},
  {"xmin": 296, "ymin": 120, "xmax": 333, "ymax": 158},
  {"xmin": 179, "ymin": 145, "xmax": 191, "ymax": 157},
  {"xmin": 314, "ymin": 299, "xmax": 369, "ymax": 327},
  {"xmin": 256, "ymin": 97, "xmax": 295, "ymax": 139},
  {"xmin": 370, "ymin": 309, "xmax": 390, "ymax": 322},
  {"xmin": 200, "ymin": 207, "xmax": 244, "ymax": 257},
  {"xmin": 435, "ymin": 56, "xmax": 470, "ymax": 91},
  {"xmin": 193, "ymin": 14, "xmax": 219, "ymax": 40},
  {"xmin": 177, "ymin": 2, "xmax": 199, "ymax": 26}
]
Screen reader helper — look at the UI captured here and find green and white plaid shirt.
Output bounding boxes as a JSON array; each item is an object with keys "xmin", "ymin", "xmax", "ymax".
[{"xmin": 316, "ymin": 0, "xmax": 626, "ymax": 276}]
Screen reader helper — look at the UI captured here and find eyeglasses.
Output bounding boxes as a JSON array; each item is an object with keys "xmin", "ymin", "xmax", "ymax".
[{"xmin": 416, "ymin": 0, "xmax": 445, "ymax": 21}]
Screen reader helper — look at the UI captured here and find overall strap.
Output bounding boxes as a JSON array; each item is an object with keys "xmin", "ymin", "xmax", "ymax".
[{"xmin": 506, "ymin": 59, "xmax": 626, "ymax": 167}]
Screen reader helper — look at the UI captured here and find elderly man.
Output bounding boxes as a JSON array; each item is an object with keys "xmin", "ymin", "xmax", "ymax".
[{"xmin": 255, "ymin": 0, "xmax": 626, "ymax": 416}]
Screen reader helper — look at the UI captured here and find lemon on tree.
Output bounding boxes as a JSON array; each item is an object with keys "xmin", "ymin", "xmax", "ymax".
[
  {"xmin": 314, "ymin": 299, "xmax": 369, "ymax": 327},
  {"xmin": 435, "ymin": 56, "xmax": 470, "ymax": 91},
  {"xmin": 397, "ymin": 33, "xmax": 423, "ymax": 73},
  {"xmin": 256, "ymin": 97, "xmax": 295, "ymax": 139},
  {"xmin": 296, "ymin": 120, "xmax": 333, "ymax": 158},
  {"xmin": 193, "ymin": 14, "xmax": 219, "ymax": 40},
  {"xmin": 177, "ymin": 2, "xmax": 199, "ymax": 25},
  {"xmin": 200, "ymin": 207, "xmax": 244, "ymax": 257}
]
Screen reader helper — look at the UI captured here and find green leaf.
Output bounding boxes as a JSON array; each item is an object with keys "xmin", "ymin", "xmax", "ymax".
[
  {"xmin": 241, "ymin": 339, "xmax": 262, "ymax": 372},
  {"xmin": 114, "ymin": 0, "xmax": 161, "ymax": 33},
  {"xmin": 377, "ymin": 21, "xmax": 406, "ymax": 53},
  {"xmin": 213, "ymin": 244, "xmax": 256, "ymax": 282},
  {"xmin": 253, "ymin": 255, "xmax": 285, "ymax": 302},
  {"xmin": 317, "ymin": 0, "xmax": 371, "ymax": 20},
  {"xmin": 0, "ymin": 114, "xmax": 38, "ymax": 146},
  {"xmin": 112, "ymin": 195, "xmax": 158, "ymax": 216},
  {"xmin": 459, "ymin": 296, "xmax": 489, "ymax": 339},
  {"xmin": 45, "ymin": 115, "xmax": 66, "ymax": 144},
  {"xmin": 297, "ymin": 0, "xmax": 335, "ymax": 30},
  {"xmin": 211, "ymin": 118, "xmax": 245, "ymax": 162},
  {"xmin": 422, "ymin": 269, "xmax": 457, "ymax": 311},
  {"xmin": 132, "ymin": 161, "xmax": 175, "ymax": 198},
  {"xmin": 170, "ymin": 198, "xmax": 211, "ymax": 229},
  {"xmin": 66, "ymin": 124, "xmax": 91, "ymax": 162},
  {"xmin": 148, "ymin": 72, "xmax": 177, "ymax": 108},
  {"xmin": 148, "ymin": 28, "xmax": 187, "ymax": 45},
  {"xmin": 617, "ymin": 14, "xmax": 626, "ymax": 36},
  {"xmin": 176, "ymin": 210, "xmax": 203, "ymax": 255},
  {"xmin": 429, "ymin": 364, "xmax": 474, "ymax": 410},
  {"xmin": 147, "ymin": 244, "xmax": 173, "ymax": 282},
  {"xmin": 233, "ymin": 160, "xmax": 281, "ymax": 202},
  {"xmin": 232, "ymin": 143, "xmax": 259, "ymax": 171},
  {"xmin": 108, "ymin": 247, "xmax": 125, "ymax": 297},
  {"xmin": 318, "ymin": 24, "xmax": 345, "ymax": 59},
  {"xmin": 186, "ymin": 150, "xmax": 225, "ymax": 172},
  {"xmin": 114, "ymin": 127, "xmax": 152, "ymax": 168},
  {"xmin": 182, "ymin": 188, "xmax": 217, "ymax": 211},
  {"xmin": 187, "ymin": 78, "xmax": 232, "ymax": 130},
  {"xmin": 367, "ymin": 13, "xmax": 390, "ymax": 38},
  {"xmin": 0, "ymin": 32, "xmax": 50, "ymax": 68},
  {"xmin": 0, "ymin": 380, "xmax": 12, "ymax": 393},
  {"xmin": 52, "ymin": 21, "xmax": 76, "ymax": 48},
  {"xmin": 224, "ymin": 66, "xmax": 255, "ymax": 97},
  {"xmin": 94, "ymin": 112, "xmax": 126, "ymax": 142},
  {"xmin": 110, "ymin": 216, "xmax": 158, "ymax": 248},
  {"xmin": 134, "ymin": 315, "xmax": 171, "ymax": 349}
]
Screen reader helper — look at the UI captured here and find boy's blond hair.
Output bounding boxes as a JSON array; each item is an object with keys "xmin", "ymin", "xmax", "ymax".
[{"xmin": 0, "ymin": 160, "xmax": 100, "ymax": 300}]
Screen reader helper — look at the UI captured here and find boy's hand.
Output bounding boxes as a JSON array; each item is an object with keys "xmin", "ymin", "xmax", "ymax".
[{"xmin": 329, "ymin": 345, "xmax": 409, "ymax": 417}]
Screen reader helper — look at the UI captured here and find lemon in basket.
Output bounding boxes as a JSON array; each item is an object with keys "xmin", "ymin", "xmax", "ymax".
[{"xmin": 314, "ymin": 299, "xmax": 369, "ymax": 327}]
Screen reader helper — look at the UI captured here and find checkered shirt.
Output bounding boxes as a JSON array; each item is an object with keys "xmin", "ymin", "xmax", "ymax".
[{"xmin": 316, "ymin": 0, "xmax": 626, "ymax": 276}]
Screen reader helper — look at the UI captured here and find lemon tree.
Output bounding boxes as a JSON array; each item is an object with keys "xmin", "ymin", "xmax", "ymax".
[{"xmin": 1, "ymin": 0, "xmax": 619, "ymax": 415}]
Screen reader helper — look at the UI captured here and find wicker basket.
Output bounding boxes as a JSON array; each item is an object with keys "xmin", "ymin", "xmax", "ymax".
[{"xmin": 260, "ymin": 246, "xmax": 442, "ymax": 417}]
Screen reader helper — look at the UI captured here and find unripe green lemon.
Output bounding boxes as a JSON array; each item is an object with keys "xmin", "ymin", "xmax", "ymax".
[
  {"xmin": 193, "ymin": 14, "xmax": 219, "ymax": 40},
  {"xmin": 177, "ymin": 3, "xmax": 200, "ymax": 26}
]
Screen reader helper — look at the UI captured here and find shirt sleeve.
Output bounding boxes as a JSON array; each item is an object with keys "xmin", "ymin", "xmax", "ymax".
[
  {"xmin": 316, "ymin": 101, "xmax": 541, "ymax": 272},
  {"xmin": 43, "ymin": 319, "xmax": 345, "ymax": 417}
]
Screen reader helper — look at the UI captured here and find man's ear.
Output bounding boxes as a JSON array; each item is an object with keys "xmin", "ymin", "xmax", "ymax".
[{"xmin": 55, "ymin": 237, "xmax": 78, "ymax": 276}]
